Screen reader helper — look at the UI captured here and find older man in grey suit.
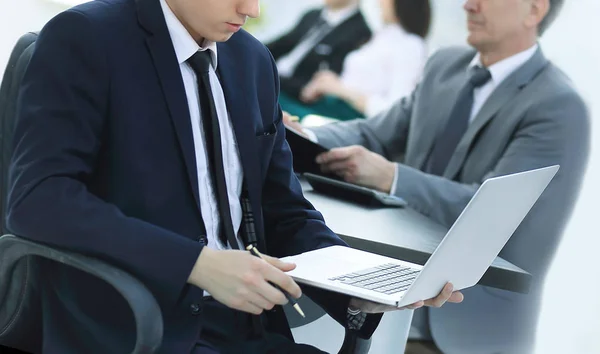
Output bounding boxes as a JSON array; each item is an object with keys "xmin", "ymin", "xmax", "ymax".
[{"xmin": 284, "ymin": 0, "xmax": 590, "ymax": 353}]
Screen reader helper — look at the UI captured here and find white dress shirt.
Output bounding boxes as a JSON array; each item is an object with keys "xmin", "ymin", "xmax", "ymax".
[
  {"xmin": 340, "ymin": 24, "xmax": 427, "ymax": 117},
  {"xmin": 160, "ymin": 0, "xmax": 244, "ymax": 251},
  {"xmin": 276, "ymin": 5, "xmax": 360, "ymax": 78},
  {"xmin": 468, "ymin": 44, "xmax": 538, "ymax": 122},
  {"xmin": 388, "ymin": 44, "xmax": 539, "ymax": 194}
]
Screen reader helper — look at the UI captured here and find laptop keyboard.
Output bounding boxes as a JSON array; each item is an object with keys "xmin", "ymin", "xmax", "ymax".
[{"xmin": 328, "ymin": 263, "xmax": 421, "ymax": 295}]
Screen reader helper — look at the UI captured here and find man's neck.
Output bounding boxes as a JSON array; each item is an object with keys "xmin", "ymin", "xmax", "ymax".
[
  {"xmin": 327, "ymin": 1, "xmax": 358, "ymax": 12},
  {"xmin": 164, "ymin": 0, "xmax": 204, "ymax": 43},
  {"xmin": 478, "ymin": 37, "xmax": 537, "ymax": 67}
]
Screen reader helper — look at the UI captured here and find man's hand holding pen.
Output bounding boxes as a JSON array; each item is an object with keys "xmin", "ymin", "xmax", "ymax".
[
  {"xmin": 188, "ymin": 247, "xmax": 302, "ymax": 315},
  {"xmin": 247, "ymin": 245, "xmax": 306, "ymax": 317}
]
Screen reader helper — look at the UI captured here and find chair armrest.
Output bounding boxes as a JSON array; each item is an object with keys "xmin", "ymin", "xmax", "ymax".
[
  {"xmin": 285, "ymin": 295, "xmax": 372, "ymax": 354},
  {"xmin": 0, "ymin": 234, "xmax": 163, "ymax": 353},
  {"xmin": 338, "ymin": 328, "xmax": 372, "ymax": 354}
]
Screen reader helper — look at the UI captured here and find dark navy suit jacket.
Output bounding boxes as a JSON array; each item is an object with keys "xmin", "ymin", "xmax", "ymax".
[{"xmin": 6, "ymin": 0, "xmax": 380, "ymax": 352}]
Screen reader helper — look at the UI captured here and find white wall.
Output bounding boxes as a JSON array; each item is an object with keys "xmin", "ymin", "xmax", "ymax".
[
  {"xmin": 0, "ymin": 0, "xmax": 63, "ymax": 67},
  {"xmin": 1, "ymin": 0, "xmax": 599, "ymax": 353}
]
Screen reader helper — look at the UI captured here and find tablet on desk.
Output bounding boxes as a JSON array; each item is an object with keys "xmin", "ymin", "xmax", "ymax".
[
  {"xmin": 285, "ymin": 126, "xmax": 329, "ymax": 175},
  {"xmin": 304, "ymin": 173, "xmax": 408, "ymax": 208}
]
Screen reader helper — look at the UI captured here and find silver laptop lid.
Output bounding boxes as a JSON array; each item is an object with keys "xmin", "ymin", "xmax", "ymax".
[{"xmin": 398, "ymin": 165, "xmax": 559, "ymax": 306}]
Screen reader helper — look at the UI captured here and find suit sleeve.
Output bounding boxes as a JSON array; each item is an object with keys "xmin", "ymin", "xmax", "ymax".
[
  {"xmin": 261, "ymin": 48, "xmax": 383, "ymax": 337},
  {"xmin": 393, "ymin": 91, "xmax": 590, "ymax": 227},
  {"xmin": 313, "ymin": 90, "xmax": 415, "ymax": 160},
  {"xmin": 6, "ymin": 10, "xmax": 203, "ymax": 310}
]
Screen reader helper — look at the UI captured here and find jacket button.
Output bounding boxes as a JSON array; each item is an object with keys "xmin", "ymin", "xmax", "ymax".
[{"xmin": 190, "ymin": 303, "xmax": 202, "ymax": 315}]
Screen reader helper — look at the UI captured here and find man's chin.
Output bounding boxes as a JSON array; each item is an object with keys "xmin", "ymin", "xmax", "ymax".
[
  {"xmin": 206, "ymin": 32, "xmax": 235, "ymax": 43},
  {"xmin": 466, "ymin": 34, "xmax": 484, "ymax": 49}
]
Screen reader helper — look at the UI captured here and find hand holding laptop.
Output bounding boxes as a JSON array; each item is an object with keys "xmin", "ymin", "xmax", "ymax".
[{"xmin": 349, "ymin": 283, "xmax": 464, "ymax": 313}]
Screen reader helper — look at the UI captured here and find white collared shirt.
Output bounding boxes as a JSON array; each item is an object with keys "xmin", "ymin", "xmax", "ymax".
[
  {"xmin": 340, "ymin": 24, "xmax": 427, "ymax": 116},
  {"xmin": 468, "ymin": 44, "xmax": 538, "ymax": 122},
  {"xmin": 160, "ymin": 0, "xmax": 244, "ymax": 250},
  {"xmin": 321, "ymin": 4, "xmax": 360, "ymax": 25},
  {"xmin": 276, "ymin": 4, "xmax": 360, "ymax": 78}
]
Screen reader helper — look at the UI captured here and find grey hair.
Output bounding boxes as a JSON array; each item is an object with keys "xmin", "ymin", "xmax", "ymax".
[{"xmin": 538, "ymin": 0, "xmax": 564, "ymax": 35}]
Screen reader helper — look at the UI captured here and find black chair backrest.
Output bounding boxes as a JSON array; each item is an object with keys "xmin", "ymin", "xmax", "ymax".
[
  {"xmin": 0, "ymin": 32, "xmax": 42, "ymax": 353},
  {"xmin": 1, "ymin": 32, "xmax": 38, "ymax": 234}
]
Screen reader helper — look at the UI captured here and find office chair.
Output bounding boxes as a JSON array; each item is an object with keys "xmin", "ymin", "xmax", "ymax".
[{"xmin": 0, "ymin": 32, "xmax": 371, "ymax": 354}]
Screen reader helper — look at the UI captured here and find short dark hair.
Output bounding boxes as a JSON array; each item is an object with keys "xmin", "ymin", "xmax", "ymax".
[
  {"xmin": 394, "ymin": 0, "xmax": 432, "ymax": 39},
  {"xmin": 538, "ymin": 0, "xmax": 564, "ymax": 35}
]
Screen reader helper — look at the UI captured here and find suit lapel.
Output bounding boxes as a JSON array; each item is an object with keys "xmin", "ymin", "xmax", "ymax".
[
  {"xmin": 136, "ymin": 0, "xmax": 202, "ymax": 214},
  {"xmin": 414, "ymin": 74, "xmax": 467, "ymax": 170},
  {"xmin": 443, "ymin": 82, "xmax": 519, "ymax": 179},
  {"xmin": 217, "ymin": 42, "xmax": 267, "ymax": 250},
  {"xmin": 410, "ymin": 49, "xmax": 477, "ymax": 170},
  {"xmin": 444, "ymin": 48, "xmax": 549, "ymax": 179},
  {"xmin": 320, "ymin": 11, "xmax": 366, "ymax": 45}
]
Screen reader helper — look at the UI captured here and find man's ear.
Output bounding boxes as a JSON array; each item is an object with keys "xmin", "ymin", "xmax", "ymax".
[{"xmin": 527, "ymin": 0, "xmax": 550, "ymax": 30}]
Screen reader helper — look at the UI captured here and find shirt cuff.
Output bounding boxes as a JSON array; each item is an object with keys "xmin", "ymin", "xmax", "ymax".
[
  {"xmin": 347, "ymin": 307, "xmax": 367, "ymax": 330},
  {"xmin": 303, "ymin": 128, "xmax": 319, "ymax": 143},
  {"xmin": 389, "ymin": 163, "xmax": 400, "ymax": 195}
]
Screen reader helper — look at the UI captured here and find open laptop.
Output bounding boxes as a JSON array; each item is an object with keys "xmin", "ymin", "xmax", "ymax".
[{"xmin": 282, "ymin": 165, "xmax": 559, "ymax": 307}]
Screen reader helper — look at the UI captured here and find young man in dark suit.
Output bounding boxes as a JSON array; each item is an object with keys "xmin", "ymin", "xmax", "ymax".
[
  {"xmin": 6, "ymin": 0, "xmax": 461, "ymax": 353},
  {"xmin": 266, "ymin": 0, "xmax": 372, "ymax": 100}
]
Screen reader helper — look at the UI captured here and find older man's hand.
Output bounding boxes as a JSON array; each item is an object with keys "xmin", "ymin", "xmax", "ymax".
[{"xmin": 316, "ymin": 145, "xmax": 396, "ymax": 193}]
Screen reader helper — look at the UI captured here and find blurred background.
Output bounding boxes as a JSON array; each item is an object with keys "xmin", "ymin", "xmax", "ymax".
[{"xmin": 0, "ymin": 0, "xmax": 598, "ymax": 352}]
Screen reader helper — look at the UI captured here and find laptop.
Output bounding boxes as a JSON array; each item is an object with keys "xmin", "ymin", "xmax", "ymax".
[{"xmin": 282, "ymin": 165, "xmax": 559, "ymax": 307}]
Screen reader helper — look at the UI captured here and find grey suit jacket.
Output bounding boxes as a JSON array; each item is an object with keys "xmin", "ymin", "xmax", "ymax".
[{"xmin": 311, "ymin": 46, "xmax": 590, "ymax": 353}]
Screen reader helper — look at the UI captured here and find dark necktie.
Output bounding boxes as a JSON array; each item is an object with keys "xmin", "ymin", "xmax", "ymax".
[
  {"xmin": 187, "ymin": 51, "xmax": 239, "ymax": 250},
  {"xmin": 304, "ymin": 16, "xmax": 331, "ymax": 40},
  {"xmin": 429, "ymin": 65, "xmax": 492, "ymax": 176}
]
